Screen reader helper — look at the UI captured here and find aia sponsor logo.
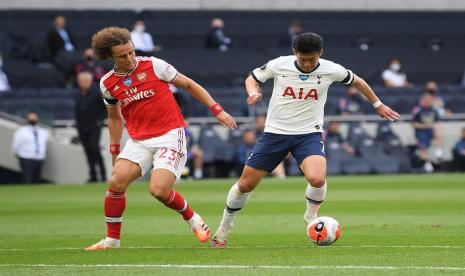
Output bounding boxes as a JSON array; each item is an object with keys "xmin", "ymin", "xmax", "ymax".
[
  {"xmin": 282, "ymin": 86, "xmax": 318, "ymax": 100},
  {"xmin": 137, "ymin": 72, "xmax": 147, "ymax": 82}
]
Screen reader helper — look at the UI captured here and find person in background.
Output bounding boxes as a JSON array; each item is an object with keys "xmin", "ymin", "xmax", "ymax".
[
  {"xmin": 381, "ymin": 58, "xmax": 412, "ymax": 88},
  {"xmin": 452, "ymin": 128, "xmax": 465, "ymax": 171},
  {"xmin": 74, "ymin": 72, "xmax": 107, "ymax": 182},
  {"xmin": 12, "ymin": 112, "xmax": 49, "ymax": 183},
  {"xmin": 0, "ymin": 52, "xmax": 11, "ymax": 92},
  {"xmin": 324, "ymin": 121, "xmax": 355, "ymax": 156},
  {"xmin": 412, "ymin": 93, "xmax": 442, "ymax": 172},
  {"xmin": 338, "ymin": 86, "xmax": 365, "ymax": 115},
  {"xmin": 184, "ymin": 120, "xmax": 204, "ymax": 179},
  {"xmin": 423, "ymin": 81, "xmax": 451, "ymax": 118},
  {"xmin": 205, "ymin": 18, "xmax": 232, "ymax": 52},
  {"xmin": 131, "ymin": 19, "xmax": 162, "ymax": 56},
  {"xmin": 47, "ymin": 15, "xmax": 76, "ymax": 59},
  {"xmin": 235, "ymin": 129, "xmax": 256, "ymax": 174},
  {"xmin": 75, "ymin": 48, "xmax": 106, "ymax": 84},
  {"xmin": 279, "ymin": 20, "xmax": 304, "ymax": 48}
]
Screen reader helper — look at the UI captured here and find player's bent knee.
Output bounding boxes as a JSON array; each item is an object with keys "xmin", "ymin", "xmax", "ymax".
[
  {"xmin": 149, "ymin": 186, "xmax": 170, "ymax": 201},
  {"xmin": 237, "ymin": 167, "xmax": 265, "ymax": 193},
  {"xmin": 107, "ymin": 176, "xmax": 128, "ymax": 193},
  {"xmin": 237, "ymin": 182, "xmax": 254, "ymax": 193},
  {"xmin": 308, "ymin": 174, "xmax": 326, "ymax": 188}
]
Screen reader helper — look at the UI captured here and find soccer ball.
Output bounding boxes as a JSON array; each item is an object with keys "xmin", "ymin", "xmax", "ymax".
[{"xmin": 307, "ymin": 216, "xmax": 341, "ymax": 246}]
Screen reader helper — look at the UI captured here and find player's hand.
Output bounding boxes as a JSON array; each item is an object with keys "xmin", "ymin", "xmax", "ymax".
[
  {"xmin": 247, "ymin": 92, "xmax": 262, "ymax": 105},
  {"xmin": 376, "ymin": 104, "xmax": 400, "ymax": 122},
  {"xmin": 216, "ymin": 111, "xmax": 237, "ymax": 129}
]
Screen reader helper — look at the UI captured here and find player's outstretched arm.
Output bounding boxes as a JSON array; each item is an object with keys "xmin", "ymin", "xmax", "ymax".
[
  {"xmin": 107, "ymin": 104, "xmax": 123, "ymax": 166},
  {"xmin": 172, "ymin": 73, "xmax": 237, "ymax": 129},
  {"xmin": 352, "ymin": 75, "xmax": 400, "ymax": 122},
  {"xmin": 245, "ymin": 75, "xmax": 263, "ymax": 105}
]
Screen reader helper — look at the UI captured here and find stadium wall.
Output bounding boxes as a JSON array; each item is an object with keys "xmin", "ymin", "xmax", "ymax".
[
  {"xmin": 0, "ymin": 117, "xmax": 112, "ymax": 184},
  {"xmin": 0, "ymin": 0, "xmax": 464, "ymax": 11}
]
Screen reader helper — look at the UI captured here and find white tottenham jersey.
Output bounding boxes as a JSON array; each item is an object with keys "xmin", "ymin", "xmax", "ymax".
[{"xmin": 252, "ymin": 56, "xmax": 354, "ymax": 135}]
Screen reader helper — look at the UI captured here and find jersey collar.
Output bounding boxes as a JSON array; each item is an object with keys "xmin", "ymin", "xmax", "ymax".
[
  {"xmin": 113, "ymin": 57, "xmax": 139, "ymax": 77},
  {"xmin": 294, "ymin": 60, "xmax": 320, "ymax": 74}
]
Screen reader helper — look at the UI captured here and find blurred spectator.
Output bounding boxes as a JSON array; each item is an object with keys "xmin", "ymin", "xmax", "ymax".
[
  {"xmin": 205, "ymin": 18, "xmax": 232, "ymax": 52},
  {"xmin": 452, "ymin": 128, "xmax": 465, "ymax": 171},
  {"xmin": 184, "ymin": 123, "xmax": 204, "ymax": 179},
  {"xmin": 381, "ymin": 58, "xmax": 412, "ymax": 88},
  {"xmin": 12, "ymin": 112, "xmax": 49, "ymax": 183},
  {"xmin": 338, "ymin": 86, "xmax": 365, "ymax": 115},
  {"xmin": 412, "ymin": 93, "xmax": 442, "ymax": 172},
  {"xmin": 47, "ymin": 15, "xmax": 80, "ymax": 80},
  {"xmin": 255, "ymin": 113, "xmax": 266, "ymax": 138},
  {"xmin": 47, "ymin": 15, "xmax": 76, "ymax": 59},
  {"xmin": 0, "ymin": 53, "xmax": 11, "ymax": 92},
  {"xmin": 279, "ymin": 20, "xmax": 303, "ymax": 48},
  {"xmin": 74, "ymin": 72, "xmax": 107, "ymax": 182},
  {"xmin": 131, "ymin": 19, "xmax": 162, "ymax": 56},
  {"xmin": 324, "ymin": 121, "xmax": 355, "ymax": 156},
  {"xmin": 424, "ymin": 81, "xmax": 451, "ymax": 118},
  {"xmin": 75, "ymin": 48, "xmax": 106, "ymax": 84},
  {"xmin": 235, "ymin": 129, "xmax": 256, "ymax": 174}
]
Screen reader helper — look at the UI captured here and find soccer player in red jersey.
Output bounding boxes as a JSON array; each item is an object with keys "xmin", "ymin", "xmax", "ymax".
[{"xmin": 85, "ymin": 27, "xmax": 236, "ymax": 250}]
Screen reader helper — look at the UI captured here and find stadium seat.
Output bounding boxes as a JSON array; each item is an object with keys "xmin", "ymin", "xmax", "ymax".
[
  {"xmin": 341, "ymin": 158, "xmax": 372, "ymax": 174},
  {"xmin": 327, "ymin": 160, "xmax": 342, "ymax": 175}
]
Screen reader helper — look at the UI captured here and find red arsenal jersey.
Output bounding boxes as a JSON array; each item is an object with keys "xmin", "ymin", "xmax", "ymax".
[{"xmin": 100, "ymin": 56, "xmax": 186, "ymax": 140}]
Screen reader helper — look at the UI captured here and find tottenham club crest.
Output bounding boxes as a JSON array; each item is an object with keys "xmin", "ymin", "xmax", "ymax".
[
  {"xmin": 123, "ymin": 77, "xmax": 132, "ymax": 86},
  {"xmin": 299, "ymin": 75, "xmax": 309, "ymax": 81},
  {"xmin": 137, "ymin": 72, "xmax": 147, "ymax": 82}
]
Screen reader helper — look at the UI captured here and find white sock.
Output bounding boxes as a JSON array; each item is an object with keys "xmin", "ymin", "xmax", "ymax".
[
  {"xmin": 219, "ymin": 182, "xmax": 250, "ymax": 231},
  {"xmin": 194, "ymin": 168, "xmax": 203, "ymax": 179},
  {"xmin": 104, "ymin": 237, "xmax": 120, "ymax": 247},
  {"xmin": 305, "ymin": 181, "xmax": 327, "ymax": 218}
]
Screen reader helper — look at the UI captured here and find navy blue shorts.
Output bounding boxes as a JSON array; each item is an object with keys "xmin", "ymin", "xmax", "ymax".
[
  {"xmin": 415, "ymin": 130, "xmax": 434, "ymax": 149},
  {"xmin": 246, "ymin": 132, "xmax": 325, "ymax": 173}
]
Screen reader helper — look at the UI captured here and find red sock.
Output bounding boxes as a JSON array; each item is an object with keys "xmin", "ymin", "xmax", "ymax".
[
  {"xmin": 105, "ymin": 190, "xmax": 126, "ymax": 240},
  {"xmin": 163, "ymin": 190, "xmax": 194, "ymax": 220}
]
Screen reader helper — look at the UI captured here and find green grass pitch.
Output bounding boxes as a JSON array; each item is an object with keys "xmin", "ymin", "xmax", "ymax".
[{"xmin": 1, "ymin": 174, "xmax": 464, "ymax": 275}]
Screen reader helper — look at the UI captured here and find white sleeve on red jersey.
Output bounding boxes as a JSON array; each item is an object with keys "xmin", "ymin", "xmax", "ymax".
[
  {"xmin": 151, "ymin": 57, "xmax": 179, "ymax": 83},
  {"xmin": 99, "ymin": 77, "xmax": 118, "ymax": 106},
  {"xmin": 251, "ymin": 56, "xmax": 281, "ymax": 84}
]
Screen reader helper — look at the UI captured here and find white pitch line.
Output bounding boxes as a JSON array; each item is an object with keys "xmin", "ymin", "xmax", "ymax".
[
  {"xmin": 0, "ymin": 264, "xmax": 464, "ymax": 271},
  {"xmin": 0, "ymin": 245, "xmax": 463, "ymax": 251}
]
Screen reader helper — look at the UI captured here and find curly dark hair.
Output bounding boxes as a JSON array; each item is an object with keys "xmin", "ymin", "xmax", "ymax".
[{"xmin": 91, "ymin": 27, "xmax": 131, "ymax": 60}]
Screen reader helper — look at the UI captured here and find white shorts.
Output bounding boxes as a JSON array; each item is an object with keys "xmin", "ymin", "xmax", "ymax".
[{"xmin": 118, "ymin": 128, "xmax": 187, "ymax": 179}]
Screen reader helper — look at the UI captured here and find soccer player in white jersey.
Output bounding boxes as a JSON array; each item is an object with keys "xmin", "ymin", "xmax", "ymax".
[{"xmin": 211, "ymin": 32, "xmax": 400, "ymax": 248}]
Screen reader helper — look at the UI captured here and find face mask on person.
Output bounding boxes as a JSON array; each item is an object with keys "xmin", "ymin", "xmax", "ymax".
[
  {"xmin": 28, "ymin": 119, "xmax": 38, "ymax": 126},
  {"xmin": 134, "ymin": 25, "xmax": 145, "ymax": 33},
  {"xmin": 390, "ymin": 63, "xmax": 401, "ymax": 72},
  {"xmin": 426, "ymin": 89, "xmax": 437, "ymax": 94}
]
